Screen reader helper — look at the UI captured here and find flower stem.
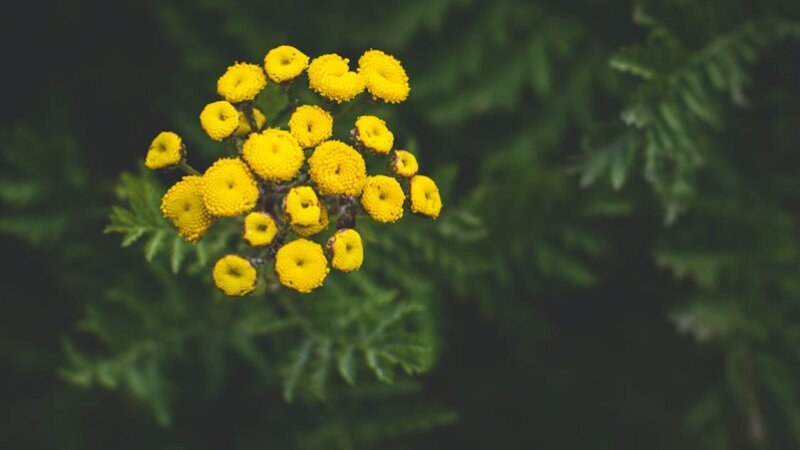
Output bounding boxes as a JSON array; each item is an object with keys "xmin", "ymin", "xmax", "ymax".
[
  {"xmin": 283, "ymin": 81, "xmax": 299, "ymax": 106},
  {"xmin": 177, "ymin": 160, "xmax": 200, "ymax": 175}
]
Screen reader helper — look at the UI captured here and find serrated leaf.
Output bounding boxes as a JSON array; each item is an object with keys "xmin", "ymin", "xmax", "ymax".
[
  {"xmin": 170, "ymin": 235, "xmax": 186, "ymax": 273},
  {"xmin": 309, "ymin": 339, "xmax": 332, "ymax": 399},
  {"xmin": 366, "ymin": 348, "xmax": 395, "ymax": 383},
  {"xmin": 283, "ymin": 337, "xmax": 313, "ymax": 402},
  {"xmin": 337, "ymin": 345, "xmax": 356, "ymax": 385},
  {"xmin": 144, "ymin": 230, "xmax": 166, "ymax": 262},
  {"xmin": 609, "ymin": 146, "xmax": 628, "ymax": 190},
  {"xmin": 121, "ymin": 228, "xmax": 147, "ymax": 247}
]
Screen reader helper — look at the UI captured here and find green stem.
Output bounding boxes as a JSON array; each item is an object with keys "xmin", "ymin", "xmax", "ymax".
[
  {"xmin": 243, "ymin": 101, "xmax": 260, "ymax": 132},
  {"xmin": 283, "ymin": 81, "xmax": 299, "ymax": 106},
  {"xmin": 177, "ymin": 160, "xmax": 200, "ymax": 175}
]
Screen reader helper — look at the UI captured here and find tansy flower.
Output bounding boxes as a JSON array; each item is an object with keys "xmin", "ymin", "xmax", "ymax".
[
  {"xmin": 243, "ymin": 211, "xmax": 279, "ymax": 247},
  {"xmin": 288, "ymin": 105, "xmax": 333, "ymax": 148},
  {"xmin": 291, "ymin": 204, "xmax": 329, "ymax": 237},
  {"xmin": 160, "ymin": 175, "xmax": 213, "ymax": 242},
  {"xmin": 327, "ymin": 228, "xmax": 363, "ymax": 272},
  {"xmin": 234, "ymin": 107, "xmax": 267, "ymax": 136},
  {"xmin": 217, "ymin": 62, "xmax": 267, "ymax": 103},
  {"xmin": 409, "ymin": 175, "xmax": 442, "ymax": 219},
  {"xmin": 308, "ymin": 140, "xmax": 366, "ymax": 196},
  {"xmin": 212, "ymin": 254, "xmax": 257, "ymax": 296},
  {"xmin": 391, "ymin": 150, "xmax": 418, "ymax": 177},
  {"xmin": 242, "ymin": 128, "xmax": 304, "ymax": 182},
  {"xmin": 283, "ymin": 186, "xmax": 321, "ymax": 227},
  {"xmin": 358, "ymin": 49, "xmax": 410, "ymax": 103},
  {"xmin": 200, "ymin": 101, "xmax": 239, "ymax": 141},
  {"xmin": 201, "ymin": 158, "xmax": 259, "ymax": 217},
  {"xmin": 307, "ymin": 54, "xmax": 365, "ymax": 103},
  {"xmin": 361, "ymin": 175, "xmax": 405, "ymax": 223},
  {"xmin": 145, "ymin": 131, "xmax": 184, "ymax": 170},
  {"xmin": 264, "ymin": 45, "xmax": 309, "ymax": 83},
  {"xmin": 354, "ymin": 115, "xmax": 394, "ymax": 154},
  {"xmin": 274, "ymin": 238, "xmax": 329, "ymax": 293}
]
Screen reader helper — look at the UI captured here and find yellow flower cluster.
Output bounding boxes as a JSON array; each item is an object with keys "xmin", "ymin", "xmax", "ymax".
[{"xmin": 144, "ymin": 45, "xmax": 442, "ymax": 297}]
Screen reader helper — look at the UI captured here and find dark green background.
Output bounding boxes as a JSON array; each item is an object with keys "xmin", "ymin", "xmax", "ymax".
[{"xmin": 2, "ymin": 0, "xmax": 800, "ymax": 449}]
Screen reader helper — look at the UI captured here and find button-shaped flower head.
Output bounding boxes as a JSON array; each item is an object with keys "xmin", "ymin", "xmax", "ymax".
[
  {"xmin": 360, "ymin": 175, "xmax": 405, "ymax": 223},
  {"xmin": 307, "ymin": 54, "xmax": 365, "ymax": 103},
  {"xmin": 328, "ymin": 228, "xmax": 364, "ymax": 272},
  {"xmin": 201, "ymin": 158, "xmax": 259, "ymax": 217},
  {"xmin": 212, "ymin": 254, "xmax": 257, "ymax": 296},
  {"xmin": 284, "ymin": 186, "xmax": 321, "ymax": 227},
  {"xmin": 264, "ymin": 45, "xmax": 309, "ymax": 83},
  {"xmin": 145, "ymin": 131, "xmax": 184, "ymax": 170},
  {"xmin": 288, "ymin": 105, "xmax": 333, "ymax": 148},
  {"xmin": 391, "ymin": 150, "xmax": 418, "ymax": 178},
  {"xmin": 200, "ymin": 101, "xmax": 240, "ymax": 141},
  {"xmin": 354, "ymin": 115, "xmax": 394, "ymax": 154},
  {"xmin": 242, "ymin": 128, "xmax": 305, "ymax": 182},
  {"xmin": 291, "ymin": 204, "xmax": 329, "ymax": 238},
  {"xmin": 308, "ymin": 140, "xmax": 367, "ymax": 196},
  {"xmin": 409, "ymin": 175, "xmax": 442, "ymax": 219},
  {"xmin": 160, "ymin": 175, "xmax": 213, "ymax": 243},
  {"xmin": 275, "ymin": 239, "xmax": 329, "ymax": 293},
  {"xmin": 358, "ymin": 49, "xmax": 410, "ymax": 103},
  {"xmin": 243, "ymin": 211, "xmax": 279, "ymax": 247},
  {"xmin": 217, "ymin": 62, "xmax": 267, "ymax": 103}
]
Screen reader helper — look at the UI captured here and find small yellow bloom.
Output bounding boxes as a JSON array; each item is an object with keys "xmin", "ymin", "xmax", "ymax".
[
  {"xmin": 274, "ymin": 238, "xmax": 329, "ymax": 293},
  {"xmin": 217, "ymin": 62, "xmax": 267, "ymax": 103},
  {"xmin": 145, "ymin": 131, "xmax": 183, "ymax": 170},
  {"xmin": 288, "ymin": 105, "xmax": 333, "ymax": 148},
  {"xmin": 391, "ymin": 150, "xmax": 418, "ymax": 178},
  {"xmin": 358, "ymin": 49, "xmax": 410, "ymax": 103},
  {"xmin": 284, "ymin": 186, "xmax": 321, "ymax": 227},
  {"xmin": 242, "ymin": 129, "xmax": 305, "ymax": 182},
  {"xmin": 160, "ymin": 175, "xmax": 213, "ymax": 242},
  {"xmin": 308, "ymin": 140, "xmax": 367, "ymax": 196},
  {"xmin": 360, "ymin": 175, "xmax": 405, "ymax": 223},
  {"xmin": 201, "ymin": 158, "xmax": 259, "ymax": 217},
  {"xmin": 264, "ymin": 45, "xmax": 309, "ymax": 83},
  {"xmin": 409, "ymin": 175, "xmax": 442, "ymax": 219},
  {"xmin": 291, "ymin": 204, "xmax": 329, "ymax": 237},
  {"xmin": 212, "ymin": 254, "xmax": 257, "ymax": 296},
  {"xmin": 200, "ymin": 101, "xmax": 239, "ymax": 141},
  {"xmin": 354, "ymin": 115, "xmax": 394, "ymax": 154},
  {"xmin": 243, "ymin": 211, "xmax": 279, "ymax": 247},
  {"xmin": 328, "ymin": 228, "xmax": 363, "ymax": 272},
  {"xmin": 307, "ymin": 54, "xmax": 365, "ymax": 103},
  {"xmin": 234, "ymin": 107, "xmax": 267, "ymax": 136}
]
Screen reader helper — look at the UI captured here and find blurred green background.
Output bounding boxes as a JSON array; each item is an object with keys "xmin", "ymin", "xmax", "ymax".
[{"xmin": 2, "ymin": 0, "xmax": 800, "ymax": 449}]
